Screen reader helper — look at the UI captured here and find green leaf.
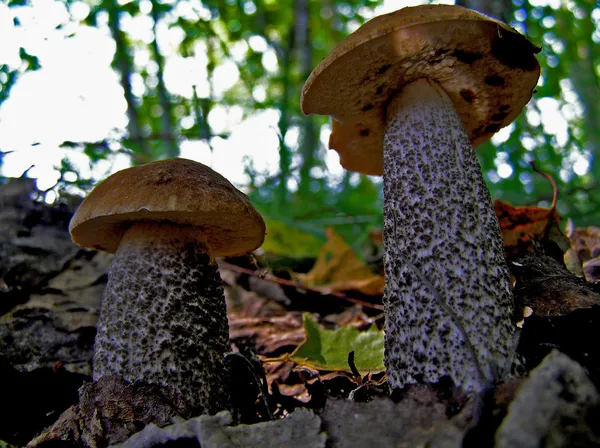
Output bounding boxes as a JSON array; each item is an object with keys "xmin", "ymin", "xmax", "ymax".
[
  {"xmin": 0, "ymin": 440, "xmax": 20, "ymax": 448},
  {"xmin": 261, "ymin": 217, "xmax": 324, "ymax": 258},
  {"xmin": 290, "ymin": 314, "xmax": 384, "ymax": 373}
]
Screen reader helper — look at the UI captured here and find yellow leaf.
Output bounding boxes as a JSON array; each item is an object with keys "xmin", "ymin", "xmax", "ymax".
[{"xmin": 298, "ymin": 228, "xmax": 384, "ymax": 295}]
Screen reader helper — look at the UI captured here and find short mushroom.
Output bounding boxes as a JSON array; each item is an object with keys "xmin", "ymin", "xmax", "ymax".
[
  {"xmin": 69, "ymin": 158, "xmax": 265, "ymax": 415},
  {"xmin": 301, "ymin": 5, "xmax": 540, "ymax": 392}
]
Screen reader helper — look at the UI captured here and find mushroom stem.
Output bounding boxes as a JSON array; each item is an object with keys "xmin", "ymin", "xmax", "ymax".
[
  {"xmin": 382, "ymin": 79, "xmax": 516, "ymax": 393},
  {"xmin": 94, "ymin": 222, "xmax": 231, "ymax": 415}
]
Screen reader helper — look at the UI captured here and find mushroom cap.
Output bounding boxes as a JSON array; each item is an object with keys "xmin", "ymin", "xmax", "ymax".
[
  {"xmin": 69, "ymin": 158, "xmax": 266, "ymax": 256},
  {"xmin": 301, "ymin": 4, "xmax": 541, "ymax": 175}
]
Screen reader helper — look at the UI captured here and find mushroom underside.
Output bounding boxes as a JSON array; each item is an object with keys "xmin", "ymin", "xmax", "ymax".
[
  {"xmin": 94, "ymin": 222, "xmax": 231, "ymax": 416},
  {"xmin": 382, "ymin": 79, "xmax": 517, "ymax": 392}
]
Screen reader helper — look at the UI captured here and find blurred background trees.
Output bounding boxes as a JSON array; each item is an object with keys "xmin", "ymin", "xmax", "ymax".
[{"xmin": 0, "ymin": 0, "xmax": 598, "ymax": 254}]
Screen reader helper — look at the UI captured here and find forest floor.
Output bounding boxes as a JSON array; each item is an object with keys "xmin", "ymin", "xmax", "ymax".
[{"xmin": 1, "ymin": 177, "xmax": 600, "ymax": 447}]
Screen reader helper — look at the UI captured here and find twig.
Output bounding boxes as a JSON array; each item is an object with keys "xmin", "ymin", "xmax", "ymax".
[
  {"xmin": 530, "ymin": 161, "xmax": 558, "ymax": 211},
  {"xmin": 347, "ymin": 351, "xmax": 361, "ymax": 378},
  {"xmin": 149, "ymin": 0, "xmax": 178, "ymax": 158},
  {"xmin": 20, "ymin": 165, "xmax": 34, "ymax": 178},
  {"xmin": 218, "ymin": 261, "xmax": 384, "ymax": 311},
  {"xmin": 107, "ymin": 0, "xmax": 150, "ymax": 157},
  {"xmin": 530, "ymin": 161, "xmax": 561, "ymax": 240}
]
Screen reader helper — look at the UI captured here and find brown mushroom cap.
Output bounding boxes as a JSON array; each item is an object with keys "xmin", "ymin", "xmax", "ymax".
[
  {"xmin": 301, "ymin": 4, "xmax": 541, "ymax": 175},
  {"xmin": 69, "ymin": 158, "xmax": 266, "ymax": 256}
]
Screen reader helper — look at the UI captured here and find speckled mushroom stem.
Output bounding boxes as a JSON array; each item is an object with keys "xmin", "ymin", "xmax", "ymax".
[
  {"xmin": 94, "ymin": 222, "xmax": 231, "ymax": 416},
  {"xmin": 382, "ymin": 79, "xmax": 517, "ymax": 393}
]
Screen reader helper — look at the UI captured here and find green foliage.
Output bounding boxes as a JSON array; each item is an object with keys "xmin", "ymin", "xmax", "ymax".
[
  {"xmin": 0, "ymin": 48, "xmax": 39, "ymax": 108},
  {"xmin": 0, "ymin": 439, "xmax": 20, "ymax": 448},
  {"xmin": 290, "ymin": 313, "xmax": 384, "ymax": 372},
  {"xmin": 261, "ymin": 217, "xmax": 324, "ymax": 258},
  {"xmin": 56, "ymin": 157, "xmax": 94, "ymax": 192},
  {"xmin": 101, "ymin": 0, "xmax": 380, "ymax": 246},
  {"xmin": 480, "ymin": 0, "xmax": 600, "ymax": 226},
  {"xmin": 2, "ymin": 0, "xmax": 599, "ymax": 240}
]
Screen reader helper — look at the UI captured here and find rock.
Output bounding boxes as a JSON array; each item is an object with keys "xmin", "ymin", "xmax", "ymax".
[
  {"xmin": 496, "ymin": 350, "xmax": 600, "ymax": 447},
  {"xmin": 320, "ymin": 386, "xmax": 476, "ymax": 448},
  {"xmin": 0, "ymin": 249, "xmax": 110, "ymax": 374},
  {"xmin": 0, "ymin": 178, "xmax": 110, "ymax": 374},
  {"xmin": 113, "ymin": 408, "xmax": 325, "ymax": 448}
]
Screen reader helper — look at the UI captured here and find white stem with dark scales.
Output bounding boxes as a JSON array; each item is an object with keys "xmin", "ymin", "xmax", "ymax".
[
  {"xmin": 93, "ymin": 222, "xmax": 231, "ymax": 416},
  {"xmin": 382, "ymin": 79, "xmax": 517, "ymax": 393}
]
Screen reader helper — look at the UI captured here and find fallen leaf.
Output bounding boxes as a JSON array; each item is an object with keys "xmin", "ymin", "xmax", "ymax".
[
  {"xmin": 564, "ymin": 224, "xmax": 600, "ymax": 278},
  {"xmin": 289, "ymin": 314, "xmax": 384, "ymax": 373},
  {"xmin": 322, "ymin": 305, "xmax": 381, "ymax": 328},
  {"xmin": 297, "ymin": 228, "xmax": 384, "ymax": 295},
  {"xmin": 567, "ymin": 226, "xmax": 600, "ymax": 263},
  {"xmin": 224, "ymin": 275, "xmax": 289, "ymax": 318},
  {"xmin": 229, "ymin": 313, "xmax": 305, "ymax": 356},
  {"xmin": 583, "ymin": 258, "xmax": 600, "ymax": 283},
  {"xmin": 494, "ymin": 200, "xmax": 569, "ymax": 254}
]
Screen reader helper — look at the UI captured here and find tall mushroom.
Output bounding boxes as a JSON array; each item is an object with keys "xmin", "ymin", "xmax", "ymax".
[
  {"xmin": 301, "ymin": 5, "xmax": 540, "ymax": 392},
  {"xmin": 69, "ymin": 158, "xmax": 265, "ymax": 415}
]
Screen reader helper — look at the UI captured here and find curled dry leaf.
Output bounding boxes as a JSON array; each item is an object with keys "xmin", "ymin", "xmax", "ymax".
[
  {"xmin": 494, "ymin": 200, "xmax": 569, "ymax": 255},
  {"xmin": 322, "ymin": 305, "xmax": 381, "ymax": 328},
  {"xmin": 566, "ymin": 226, "xmax": 600, "ymax": 262},
  {"xmin": 583, "ymin": 258, "xmax": 600, "ymax": 283},
  {"xmin": 565, "ymin": 226, "xmax": 600, "ymax": 282},
  {"xmin": 229, "ymin": 313, "xmax": 305, "ymax": 356}
]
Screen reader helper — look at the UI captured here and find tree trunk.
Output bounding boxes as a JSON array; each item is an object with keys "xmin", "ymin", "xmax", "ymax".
[
  {"xmin": 107, "ymin": 0, "xmax": 150, "ymax": 161},
  {"xmin": 456, "ymin": 0, "xmax": 512, "ymax": 21}
]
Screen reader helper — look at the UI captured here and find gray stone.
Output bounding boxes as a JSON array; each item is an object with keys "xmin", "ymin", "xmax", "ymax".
[
  {"xmin": 114, "ymin": 409, "xmax": 326, "ymax": 448},
  {"xmin": 496, "ymin": 350, "xmax": 600, "ymax": 448},
  {"xmin": 321, "ymin": 393, "xmax": 476, "ymax": 448}
]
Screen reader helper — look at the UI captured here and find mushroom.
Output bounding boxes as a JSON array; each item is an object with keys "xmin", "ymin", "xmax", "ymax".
[
  {"xmin": 301, "ymin": 5, "xmax": 540, "ymax": 392},
  {"xmin": 69, "ymin": 158, "xmax": 265, "ymax": 415}
]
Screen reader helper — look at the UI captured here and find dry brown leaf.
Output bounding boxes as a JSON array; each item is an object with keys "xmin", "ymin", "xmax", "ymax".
[
  {"xmin": 264, "ymin": 361, "xmax": 296, "ymax": 387},
  {"xmin": 567, "ymin": 226, "xmax": 600, "ymax": 263},
  {"xmin": 583, "ymin": 258, "xmax": 600, "ymax": 283},
  {"xmin": 229, "ymin": 313, "xmax": 305, "ymax": 356},
  {"xmin": 265, "ymin": 362, "xmax": 311, "ymax": 403},
  {"xmin": 275, "ymin": 382, "xmax": 311, "ymax": 403},
  {"xmin": 297, "ymin": 228, "xmax": 384, "ymax": 295},
  {"xmin": 494, "ymin": 200, "xmax": 568, "ymax": 253},
  {"xmin": 322, "ymin": 305, "xmax": 380, "ymax": 328}
]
